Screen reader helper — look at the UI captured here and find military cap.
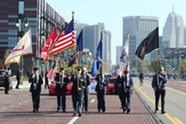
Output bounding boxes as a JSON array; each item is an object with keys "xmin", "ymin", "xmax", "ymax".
[
  {"xmin": 33, "ymin": 67, "xmax": 39, "ymax": 71},
  {"xmin": 60, "ymin": 67, "xmax": 64, "ymax": 71},
  {"xmin": 76, "ymin": 66, "xmax": 82, "ymax": 71},
  {"xmin": 83, "ymin": 67, "xmax": 87, "ymax": 72},
  {"xmin": 124, "ymin": 70, "xmax": 129, "ymax": 73}
]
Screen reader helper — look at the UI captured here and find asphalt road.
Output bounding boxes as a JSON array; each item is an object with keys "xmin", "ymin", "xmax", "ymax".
[{"xmin": 135, "ymin": 77, "xmax": 186, "ymax": 124}]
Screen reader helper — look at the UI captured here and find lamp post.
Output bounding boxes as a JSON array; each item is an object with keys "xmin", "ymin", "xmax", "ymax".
[{"xmin": 16, "ymin": 15, "xmax": 29, "ymax": 85}]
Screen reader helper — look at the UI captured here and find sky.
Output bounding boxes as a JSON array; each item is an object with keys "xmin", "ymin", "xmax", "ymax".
[{"xmin": 45, "ymin": 0, "xmax": 185, "ymax": 64}]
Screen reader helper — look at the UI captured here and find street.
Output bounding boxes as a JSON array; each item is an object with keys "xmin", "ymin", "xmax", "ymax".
[
  {"xmin": 135, "ymin": 78, "xmax": 186, "ymax": 124},
  {"xmin": 0, "ymin": 78, "xmax": 185, "ymax": 124}
]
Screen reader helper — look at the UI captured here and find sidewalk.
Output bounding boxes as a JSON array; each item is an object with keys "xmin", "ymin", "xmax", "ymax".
[{"xmin": 11, "ymin": 76, "xmax": 30, "ymax": 89}]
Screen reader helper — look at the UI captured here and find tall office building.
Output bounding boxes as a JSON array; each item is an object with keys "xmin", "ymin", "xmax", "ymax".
[
  {"xmin": 104, "ymin": 31, "xmax": 112, "ymax": 71},
  {"xmin": 116, "ymin": 46, "xmax": 123, "ymax": 66},
  {"xmin": 162, "ymin": 10, "xmax": 184, "ymax": 48},
  {"xmin": 0, "ymin": 0, "xmax": 65, "ymax": 73},
  {"xmin": 184, "ymin": 27, "xmax": 186, "ymax": 46},
  {"xmin": 122, "ymin": 16, "xmax": 159, "ymax": 66},
  {"xmin": 83, "ymin": 23, "xmax": 104, "ymax": 58}
]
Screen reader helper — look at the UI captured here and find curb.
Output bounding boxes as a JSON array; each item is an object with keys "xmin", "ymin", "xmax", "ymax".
[{"xmin": 134, "ymin": 89, "xmax": 163, "ymax": 124}]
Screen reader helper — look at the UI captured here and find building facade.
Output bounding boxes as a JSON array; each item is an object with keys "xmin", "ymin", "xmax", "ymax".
[
  {"xmin": 162, "ymin": 10, "xmax": 185, "ymax": 48},
  {"xmin": 184, "ymin": 27, "xmax": 186, "ymax": 46},
  {"xmin": 0, "ymin": 0, "xmax": 65, "ymax": 74},
  {"xmin": 122, "ymin": 16, "xmax": 159, "ymax": 67},
  {"xmin": 76, "ymin": 23, "xmax": 112, "ymax": 72},
  {"xmin": 115, "ymin": 46, "xmax": 123, "ymax": 66}
]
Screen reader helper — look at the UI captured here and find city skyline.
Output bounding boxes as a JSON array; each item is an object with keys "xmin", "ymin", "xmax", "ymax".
[{"xmin": 45, "ymin": 0, "xmax": 185, "ymax": 64}]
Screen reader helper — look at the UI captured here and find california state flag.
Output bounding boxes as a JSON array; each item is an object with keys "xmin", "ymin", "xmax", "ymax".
[{"xmin": 4, "ymin": 29, "xmax": 33, "ymax": 65}]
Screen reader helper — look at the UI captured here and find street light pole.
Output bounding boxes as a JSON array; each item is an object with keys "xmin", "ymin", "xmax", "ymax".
[{"xmin": 16, "ymin": 0, "xmax": 29, "ymax": 85}]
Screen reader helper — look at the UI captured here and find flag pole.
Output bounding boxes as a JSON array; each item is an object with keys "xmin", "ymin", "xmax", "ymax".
[
  {"xmin": 157, "ymin": 27, "xmax": 160, "ymax": 72},
  {"xmin": 72, "ymin": 11, "xmax": 79, "ymax": 91}
]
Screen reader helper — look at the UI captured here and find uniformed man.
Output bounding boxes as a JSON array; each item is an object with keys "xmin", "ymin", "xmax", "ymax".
[
  {"xmin": 71, "ymin": 66, "xmax": 85, "ymax": 117},
  {"xmin": 55, "ymin": 67, "xmax": 69, "ymax": 112},
  {"xmin": 95, "ymin": 68, "xmax": 108, "ymax": 113},
  {"xmin": 82, "ymin": 67, "xmax": 90, "ymax": 112},
  {"xmin": 29, "ymin": 67, "xmax": 43, "ymax": 113},
  {"xmin": 116, "ymin": 70, "xmax": 133, "ymax": 113},
  {"xmin": 152, "ymin": 66, "xmax": 167, "ymax": 114}
]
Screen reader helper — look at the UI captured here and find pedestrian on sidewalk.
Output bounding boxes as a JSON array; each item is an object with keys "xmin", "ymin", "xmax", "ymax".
[
  {"xmin": 29, "ymin": 67, "xmax": 43, "ymax": 113},
  {"xmin": 151, "ymin": 66, "xmax": 167, "ymax": 114},
  {"xmin": 4, "ymin": 71, "xmax": 10, "ymax": 94},
  {"xmin": 44, "ymin": 71, "xmax": 49, "ymax": 89},
  {"xmin": 15, "ymin": 68, "xmax": 21, "ymax": 89}
]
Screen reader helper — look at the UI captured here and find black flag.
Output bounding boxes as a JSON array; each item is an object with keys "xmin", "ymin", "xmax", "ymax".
[{"xmin": 135, "ymin": 27, "xmax": 159, "ymax": 60}]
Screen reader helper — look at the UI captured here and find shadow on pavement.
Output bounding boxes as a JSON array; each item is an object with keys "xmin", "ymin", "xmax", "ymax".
[{"xmin": 0, "ymin": 110, "xmax": 75, "ymax": 118}]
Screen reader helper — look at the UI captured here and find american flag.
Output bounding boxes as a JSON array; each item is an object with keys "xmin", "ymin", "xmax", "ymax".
[
  {"xmin": 49, "ymin": 20, "xmax": 76, "ymax": 55},
  {"xmin": 46, "ymin": 63, "xmax": 56, "ymax": 80}
]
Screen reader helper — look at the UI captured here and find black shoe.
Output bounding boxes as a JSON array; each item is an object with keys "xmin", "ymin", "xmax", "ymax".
[
  {"xmin": 102, "ymin": 109, "xmax": 105, "ymax": 113},
  {"xmin": 63, "ymin": 110, "xmax": 66, "ymax": 112},
  {"xmin": 127, "ymin": 109, "xmax": 130, "ymax": 114},
  {"xmin": 161, "ymin": 111, "xmax": 166, "ymax": 114},
  {"xmin": 154, "ymin": 109, "xmax": 158, "ymax": 113},
  {"xmin": 33, "ymin": 110, "xmax": 36, "ymax": 113},
  {"xmin": 85, "ymin": 108, "xmax": 88, "ymax": 112},
  {"xmin": 73, "ymin": 113, "xmax": 76, "ymax": 117},
  {"xmin": 98, "ymin": 109, "xmax": 100, "ymax": 113},
  {"xmin": 78, "ymin": 113, "xmax": 82, "ymax": 117},
  {"xmin": 123, "ymin": 109, "xmax": 126, "ymax": 113}
]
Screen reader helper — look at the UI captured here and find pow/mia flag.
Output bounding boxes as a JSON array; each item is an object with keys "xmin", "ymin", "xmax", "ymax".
[
  {"xmin": 135, "ymin": 27, "xmax": 159, "ymax": 60},
  {"xmin": 120, "ymin": 32, "xmax": 130, "ymax": 72}
]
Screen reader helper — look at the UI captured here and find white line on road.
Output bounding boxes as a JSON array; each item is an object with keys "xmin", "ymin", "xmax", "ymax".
[
  {"xmin": 68, "ymin": 117, "xmax": 79, "ymax": 124},
  {"xmin": 91, "ymin": 99, "xmax": 95, "ymax": 103},
  {"xmin": 10, "ymin": 105, "xmax": 14, "ymax": 107}
]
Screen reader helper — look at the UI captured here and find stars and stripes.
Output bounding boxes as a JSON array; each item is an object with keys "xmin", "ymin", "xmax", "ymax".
[
  {"xmin": 49, "ymin": 20, "xmax": 76, "ymax": 55},
  {"xmin": 46, "ymin": 63, "xmax": 57, "ymax": 80}
]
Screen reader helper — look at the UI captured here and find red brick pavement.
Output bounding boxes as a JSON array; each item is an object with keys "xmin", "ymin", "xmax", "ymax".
[{"xmin": 0, "ymin": 86, "xmax": 160, "ymax": 124}]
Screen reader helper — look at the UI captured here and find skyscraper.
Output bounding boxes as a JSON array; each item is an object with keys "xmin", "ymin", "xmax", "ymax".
[
  {"xmin": 122, "ymin": 16, "xmax": 159, "ymax": 66},
  {"xmin": 184, "ymin": 27, "xmax": 186, "ymax": 46},
  {"xmin": 162, "ymin": 10, "xmax": 185, "ymax": 48},
  {"xmin": 116, "ymin": 46, "xmax": 123, "ymax": 66}
]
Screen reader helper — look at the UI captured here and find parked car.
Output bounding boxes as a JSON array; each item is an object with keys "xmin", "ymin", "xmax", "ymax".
[
  {"xmin": 0, "ymin": 69, "xmax": 13, "ymax": 90},
  {"xmin": 106, "ymin": 77, "xmax": 117, "ymax": 95},
  {"xmin": 88, "ymin": 74, "xmax": 117, "ymax": 95},
  {"xmin": 49, "ymin": 81, "xmax": 73, "ymax": 95}
]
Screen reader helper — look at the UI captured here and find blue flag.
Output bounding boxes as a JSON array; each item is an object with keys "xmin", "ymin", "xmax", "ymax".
[
  {"xmin": 68, "ymin": 54, "xmax": 76, "ymax": 67},
  {"xmin": 97, "ymin": 32, "xmax": 103, "ymax": 60},
  {"xmin": 91, "ymin": 58, "xmax": 99, "ymax": 76},
  {"xmin": 77, "ymin": 30, "xmax": 83, "ymax": 51}
]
